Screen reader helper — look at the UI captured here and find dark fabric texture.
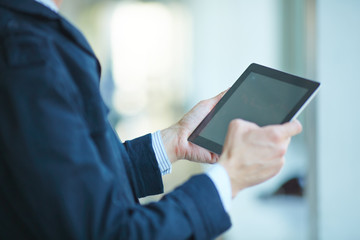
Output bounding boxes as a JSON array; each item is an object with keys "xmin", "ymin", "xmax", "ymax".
[{"xmin": 0, "ymin": 0, "xmax": 232, "ymax": 239}]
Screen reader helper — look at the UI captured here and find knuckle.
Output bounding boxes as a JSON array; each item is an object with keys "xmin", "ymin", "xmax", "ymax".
[
  {"xmin": 270, "ymin": 129, "xmax": 282, "ymax": 142},
  {"xmin": 230, "ymin": 118, "xmax": 241, "ymax": 124},
  {"xmin": 228, "ymin": 119, "xmax": 259, "ymax": 139},
  {"xmin": 229, "ymin": 119, "xmax": 257, "ymax": 129},
  {"xmin": 229, "ymin": 119, "xmax": 243, "ymax": 129},
  {"xmin": 276, "ymin": 145, "xmax": 287, "ymax": 157}
]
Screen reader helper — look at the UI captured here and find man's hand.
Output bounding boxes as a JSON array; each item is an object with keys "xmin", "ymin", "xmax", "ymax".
[
  {"xmin": 160, "ymin": 91, "xmax": 227, "ymax": 164},
  {"xmin": 219, "ymin": 119, "xmax": 302, "ymax": 197},
  {"xmin": 160, "ymin": 91, "xmax": 302, "ymax": 198}
]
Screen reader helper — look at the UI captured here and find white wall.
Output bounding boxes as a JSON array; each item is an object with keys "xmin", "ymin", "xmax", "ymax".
[
  {"xmin": 317, "ymin": 0, "xmax": 360, "ymax": 239},
  {"xmin": 187, "ymin": 0, "xmax": 282, "ymax": 105}
]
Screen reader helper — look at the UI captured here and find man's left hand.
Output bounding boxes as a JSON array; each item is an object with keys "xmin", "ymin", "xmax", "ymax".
[{"xmin": 160, "ymin": 90, "xmax": 227, "ymax": 164}]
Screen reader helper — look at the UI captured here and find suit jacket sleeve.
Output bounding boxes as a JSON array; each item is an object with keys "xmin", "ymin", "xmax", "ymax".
[
  {"xmin": 0, "ymin": 31, "xmax": 231, "ymax": 240},
  {"xmin": 122, "ymin": 134, "xmax": 164, "ymax": 198}
]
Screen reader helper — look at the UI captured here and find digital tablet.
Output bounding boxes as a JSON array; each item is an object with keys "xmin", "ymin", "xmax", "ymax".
[{"xmin": 188, "ymin": 63, "xmax": 320, "ymax": 155}]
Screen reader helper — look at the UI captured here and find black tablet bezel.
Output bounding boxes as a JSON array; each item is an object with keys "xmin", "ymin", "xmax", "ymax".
[{"xmin": 188, "ymin": 63, "xmax": 320, "ymax": 155}]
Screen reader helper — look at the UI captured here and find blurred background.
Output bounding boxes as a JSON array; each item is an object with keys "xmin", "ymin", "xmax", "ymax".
[{"xmin": 59, "ymin": 0, "xmax": 360, "ymax": 239}]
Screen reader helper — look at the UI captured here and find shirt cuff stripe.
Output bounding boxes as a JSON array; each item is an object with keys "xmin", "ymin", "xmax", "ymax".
[{"xmin": 151, "ymin": 131, "xmax": 172, "ymax": 175}]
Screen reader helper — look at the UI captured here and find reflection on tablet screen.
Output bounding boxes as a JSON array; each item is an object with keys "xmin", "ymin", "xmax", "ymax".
[{"xmin": 199, "ymin": 72, "xmax": 308, "ymax": 146}]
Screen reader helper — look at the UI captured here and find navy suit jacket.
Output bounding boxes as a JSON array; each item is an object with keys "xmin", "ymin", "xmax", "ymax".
[{"xmin": 0, "ymin": 0, "xmax": 231, "ymax": 239}]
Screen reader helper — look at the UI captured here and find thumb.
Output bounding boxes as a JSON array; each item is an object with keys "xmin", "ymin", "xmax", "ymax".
[{"xmin": 207, "ymin": 88, "xmax": 229, "ymax": 107}]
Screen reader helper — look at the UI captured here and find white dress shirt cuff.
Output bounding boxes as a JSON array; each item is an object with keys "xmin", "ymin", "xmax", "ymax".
[
  {"xmin": 151, "ymin": 131, "xmax": 231, "ymax": 212},
  {"xmin": 206, "ymin": 163, "xmax": 232, "ymax": 213},
  {"xmin": 151, "ymin": 131, "xmax": 172, "ymax": 175}
]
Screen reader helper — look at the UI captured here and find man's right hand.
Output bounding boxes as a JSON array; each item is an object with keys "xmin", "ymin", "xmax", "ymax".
[{"xmin": 219, "ymin": 119, "xmax": 303, "ymax": 198}]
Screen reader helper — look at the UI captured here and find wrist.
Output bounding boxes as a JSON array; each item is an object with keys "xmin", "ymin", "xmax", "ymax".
[
  {"xmin": 206, "ymin": 164, "xmax": 232, "ymax": 212},
  {"xmin": 219, "ymin": 158, "xmax": 245, "ymax": 198},
  {"xmin": 160, "ymin": 126, "xmax": 182, "ymax": 164}
]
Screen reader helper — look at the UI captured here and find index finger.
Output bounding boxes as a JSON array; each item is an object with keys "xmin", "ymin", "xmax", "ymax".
[
  {"xmin": 277, "ymin": 120, "xmax": 303, "ymax": 138},
  {"xmin": 262, "ymin": 120, "xmax": 303, "ymax": 141}
]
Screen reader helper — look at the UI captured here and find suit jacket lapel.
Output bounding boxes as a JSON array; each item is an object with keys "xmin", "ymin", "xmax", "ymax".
[{"xmin": 57, "ymin": 16, "xmax": 97, "ymax": 59}]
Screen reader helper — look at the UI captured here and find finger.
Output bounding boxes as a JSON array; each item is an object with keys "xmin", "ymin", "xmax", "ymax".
[
  {"xmin": 262, "ymin": 120, "xmax": 302, "ymax": 141},
  {"xmin": 280, "ymin": 120, "xmax": 303, "ymax": 137},
  {"xmin": 225, "ymin": 119, "xmax": 258, "ymax": 144},
  {"xmin": 217, "ymin": 88, "xmax": 229, "ymax": 99},
  {"xmin": 186, "ymin": 89, "xmax": 229, "ymax": 124},
  {"xmin": 207, "ymin": 88, "xmax": 229, "ymax": 106},
  {"xmin": 210, "ymin": 152, "xmax": 220, "ymax": 163},
  {"xmin": 230, "ymin": 118, "xmax": 259, "ymax": 131},
  {"xmin": 190, "ymin": 88, "xmax": 228, "ymax": 115}
]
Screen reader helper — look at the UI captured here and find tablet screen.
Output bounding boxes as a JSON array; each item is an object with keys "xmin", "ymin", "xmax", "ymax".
[
  {"xmin": 199, "ymin": 72, "xmax": 308, "ymax": 145},
  {"xmin": 188, "ymin": 63, "xmax": 320, "ymax": 154}
]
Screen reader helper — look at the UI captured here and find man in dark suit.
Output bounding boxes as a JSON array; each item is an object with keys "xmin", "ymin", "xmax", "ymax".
[{"xmin": 0, "ymin": 0, "xmax": 302, "ymax": 239}]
